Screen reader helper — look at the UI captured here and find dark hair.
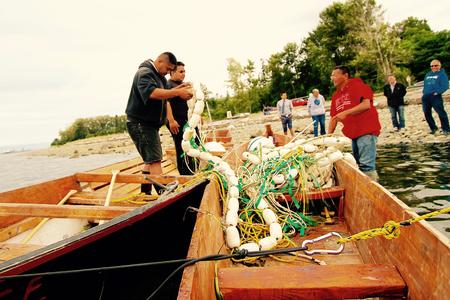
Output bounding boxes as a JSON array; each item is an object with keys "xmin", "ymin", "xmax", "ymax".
[
  {"xmin": 162, "ymin": 52, "xmax": 177, "ymax": 65},
  {"xmin": 171, "ymin": 61, "xmax": 185, "ymax": 74},
  {"xmin": 334, "ymin": 65, "xmax": 351, "ymax": 77}
]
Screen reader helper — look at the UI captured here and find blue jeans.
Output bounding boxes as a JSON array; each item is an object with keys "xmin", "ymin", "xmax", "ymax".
[
  {"xmin": 281, "ymin": 116, "xmax": 293, "ymax": 133},
  {"xmin": 351, "ymin": 134, "xmax": 377, "ymax": 172},
  {"xmin": 312, "ymin": 114, "xmax": 326, "ymax": 136},
  {"xmin": 388, "ymin": 105, "xmax": 405, "ymax": 129},
  {"xmin": 422, "ymin": 94, "xmax": 450, "ymax": 132}
]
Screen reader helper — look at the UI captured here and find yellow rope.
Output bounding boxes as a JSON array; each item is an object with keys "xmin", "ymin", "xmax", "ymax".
[
  {"xmin": 111, "ymin": 193, "xmax": 158, "ymax": 204},
  {"xmin": 337, "ymin": 205, "xmax": 450, "ymax": 244}
]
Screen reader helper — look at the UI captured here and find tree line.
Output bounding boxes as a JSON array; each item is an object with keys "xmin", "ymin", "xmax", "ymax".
[
  {"xmin": 206, "ymin": 0, "xmax": 449, "ymax": 119},
  {"xmin": 53, "ymin": 0, "xmax": 449, "ymax": 144}
]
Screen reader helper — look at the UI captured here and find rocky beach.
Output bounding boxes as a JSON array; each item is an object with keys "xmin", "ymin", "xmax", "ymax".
[{"xmin": 24, "ymin": 85, "xmax": 450, "ymax": 159}]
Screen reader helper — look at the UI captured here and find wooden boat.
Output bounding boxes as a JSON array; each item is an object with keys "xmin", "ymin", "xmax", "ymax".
[
  {"xmin": 0, "ymin": 156, "xmax": 208, "ymax": 300},
  {"xmin": 178, "ymin": 133, "xmax": 449, "ymax": 300}
]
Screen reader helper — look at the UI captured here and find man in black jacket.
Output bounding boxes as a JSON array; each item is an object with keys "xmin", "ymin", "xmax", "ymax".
[
  {"xmin": 383, "ymin": 75, "xmax": 407, "ymax": 131},
  {"xmin": 166, "ymin": 62, "xmax": 197, "ymax": 175},
  {"xmin": 125, "ymin": 52, "xmax": 193, "ymax": 194}
]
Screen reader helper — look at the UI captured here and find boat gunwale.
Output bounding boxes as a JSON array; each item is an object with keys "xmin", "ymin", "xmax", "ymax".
[{"xmin": 0, "ymin": 178, "xmax": 207, "ymax": 275}]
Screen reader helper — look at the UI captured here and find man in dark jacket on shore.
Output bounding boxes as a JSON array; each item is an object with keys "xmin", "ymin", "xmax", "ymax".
[
  {"xmin": 125, "ymin": 52, "xmax": 193, "ymax": 194},
  {"xmin": 383, "ymin": 75, "xmax": 407, "ymax": 131},
  {"xmin": 422, "ymin": 59, "xmax": 449, "ymax": 135}
]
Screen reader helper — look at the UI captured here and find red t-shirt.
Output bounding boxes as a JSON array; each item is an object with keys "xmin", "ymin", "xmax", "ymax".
[{"xmin": 330, "ymin": 78, "xmax": 381, "ymax": 139}]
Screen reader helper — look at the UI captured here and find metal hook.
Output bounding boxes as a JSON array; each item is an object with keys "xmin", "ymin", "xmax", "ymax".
[{"xmin": 301, "ymin": 232, "xmax": 345, "ymax": 255}]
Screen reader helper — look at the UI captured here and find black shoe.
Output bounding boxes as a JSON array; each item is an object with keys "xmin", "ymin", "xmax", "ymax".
[{"xmin": 141, "ymin": 184, "xmax": 152, "ymax": 195}]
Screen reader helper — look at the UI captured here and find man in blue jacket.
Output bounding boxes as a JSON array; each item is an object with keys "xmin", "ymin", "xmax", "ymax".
[{"xmin": 422, "ymin": 59, "xmax": 449, "ymax": 135}]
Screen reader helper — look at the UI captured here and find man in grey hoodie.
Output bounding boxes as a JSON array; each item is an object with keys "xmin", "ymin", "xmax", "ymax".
[
  {"xmin": 422, "ymin": 59, "xmax": 449, "ymax": 135},
  {"xmin": 125, "ymin": 52, "xmax": 193, "ymax": 194}
]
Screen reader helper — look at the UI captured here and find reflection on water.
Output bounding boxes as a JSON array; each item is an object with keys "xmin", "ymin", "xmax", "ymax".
[{"xmin": 377, "ymin": 143, "xmax": 450, "ymax": 238}]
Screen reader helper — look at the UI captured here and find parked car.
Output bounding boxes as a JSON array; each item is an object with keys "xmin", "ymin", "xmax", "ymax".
[{"xmin": 291, "ymin": 97, "xmax": 308, "ymax": 107}]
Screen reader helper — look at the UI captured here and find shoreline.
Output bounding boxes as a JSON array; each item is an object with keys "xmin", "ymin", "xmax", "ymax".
[{"xmin": 19, "ymin": 89, "xmax": 450, "ymax": 159}]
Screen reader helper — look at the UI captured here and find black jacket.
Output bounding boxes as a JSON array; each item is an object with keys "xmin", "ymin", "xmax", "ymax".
[
  {"xmin": 168, "ymin": 79, "xmax": 189, "ymax": 124},
  {"xmin": 125, "ymin": 59, "xmax": 168, "ymax": 127},
  {"xmin": 383, "ymin": 82, "xmax": 407, "ymax": 107}
]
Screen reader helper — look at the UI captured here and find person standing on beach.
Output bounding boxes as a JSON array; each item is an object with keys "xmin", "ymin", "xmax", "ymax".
[
  {"xmin": 383, "ymin": 75, "xmax": 407, "ymax": 131},
  {"xmin": 307, "ymin": 89, "xmax": 326, "ymax": 137},
  {"xmin": 166, "ymin": 62, "xmax": 197, "ymax": 175},
  {"xmin": 421, "ymin": 59, "xmax": 449, "ymax": 135},
  {"xmin": 277, "ymin": 91, "xmax": 295, "ymax": 137},
  {"xmin": 328, "ymin": 65, "xmax": 381, "ymax": 181},
  {"xmin": 125, "ymin": 52, "xmax": 193, "ymax": 195}
]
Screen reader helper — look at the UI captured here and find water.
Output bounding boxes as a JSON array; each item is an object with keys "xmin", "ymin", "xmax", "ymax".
[
  {"xmin": 377, "ymin": 143, "xmax": 450, "ymax": 238},
  {"xmin": 0, "ymin": 152, "xmax": 139, "ymax": 192}
]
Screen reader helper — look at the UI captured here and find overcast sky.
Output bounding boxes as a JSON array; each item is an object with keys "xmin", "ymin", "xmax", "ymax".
[{"xmin": 1, "ymin": 0, "xmax": 449, "ymax": 147}]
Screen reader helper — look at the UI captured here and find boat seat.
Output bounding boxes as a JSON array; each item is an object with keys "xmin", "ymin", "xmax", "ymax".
[
  {"xmin": 218, "ymin": 264, "xmax": 407, "ymax": 300},
  {"xmin": 283, "ymin": 186, "xmax": 345, "ymax": 218}
]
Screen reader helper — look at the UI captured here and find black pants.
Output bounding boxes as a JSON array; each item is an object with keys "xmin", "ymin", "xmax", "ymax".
[{"xmin": 168, "ymin": 122, "xmax": 197, "ymax": 175}]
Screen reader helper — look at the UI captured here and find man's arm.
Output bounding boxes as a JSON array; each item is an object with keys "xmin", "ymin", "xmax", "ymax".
[
  {"xmin": 333, "ymin": 99, "xmax": 371, "ymax": 122},
  {"xmin": 399, "ymin": 83, "xmax": 407, "ymax": 97},
  {"xmin": 166, "ymin": 101, "xmax": 180, "ymax": 134},
  {"xmin": 436, "ymin": 71, "xmax": 449, "ymax": 95},
  {"xmin": 150, "ymin": 87, "xmax": 192, "ymax": 100}
]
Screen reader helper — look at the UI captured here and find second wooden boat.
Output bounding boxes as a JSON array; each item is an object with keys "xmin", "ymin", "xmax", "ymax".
[{"xmin": 178, "ymin": 132, "xmax": 449, "ymax": 300}]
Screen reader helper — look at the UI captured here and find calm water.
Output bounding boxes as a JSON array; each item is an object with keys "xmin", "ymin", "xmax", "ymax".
[{"xmin": 377, "ymin": 143, "xmax": 450, "ymax": 238}]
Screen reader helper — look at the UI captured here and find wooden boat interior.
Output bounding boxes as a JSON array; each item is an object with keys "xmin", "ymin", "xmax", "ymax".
[
  {"xmin": 179, "ymin": 132, "xmax": 449, "ymax": 300},
  {"xmin": 0, "ymin": 155, "xmax": 191, "ymax": 262},
  {"xmin": 0, "ymin": 154, "xmax": 211, "ymax": 299}
]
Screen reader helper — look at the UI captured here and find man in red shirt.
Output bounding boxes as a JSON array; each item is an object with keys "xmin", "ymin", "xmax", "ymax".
[{"xmin": 328, "ymin": 66, "xmax": 381, "ymax": 181}]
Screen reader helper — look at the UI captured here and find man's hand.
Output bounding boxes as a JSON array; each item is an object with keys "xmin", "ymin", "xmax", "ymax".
[
  {"xmin": 177, "ymin": 87, "xmax": 193, "ymax": 100},
  {"xmin": 168, "ymin": 119, "xmax": 180, "ymax": 134},
  {"xmin": 328, "ymin": 116, "xmax": 338, "ymax": 134}
]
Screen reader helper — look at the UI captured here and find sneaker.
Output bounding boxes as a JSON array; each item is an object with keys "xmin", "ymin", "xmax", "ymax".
[
  {"xmin": 430, "ymin": 129, "xmax": 437, "ymax": 134},
  {"xmin": 443, "ymin": 131, "xmax": 449, "ymax": 136}
]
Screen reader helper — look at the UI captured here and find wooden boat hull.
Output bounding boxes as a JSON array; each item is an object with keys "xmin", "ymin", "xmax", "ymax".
[
  {"xmin": 0, "ymin": 158, "xmax": 209, "ymax": 300},
  {"xmin": 178, "ymin": 141, "xmax": 449, "ymax": 299}
]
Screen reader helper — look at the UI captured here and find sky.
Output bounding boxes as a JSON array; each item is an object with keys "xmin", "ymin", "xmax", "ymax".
[{"xmin": 1, "ymin": 0, "xmax": 449, "ymax": 147}]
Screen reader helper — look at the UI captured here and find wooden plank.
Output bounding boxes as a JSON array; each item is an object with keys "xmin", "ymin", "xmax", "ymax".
[
  {"xmin": 178, "ymin": 180, "xmax": 230, "ymax": 300},
  {"xmin": 85, "ymin": 156, "xmax": 143, "ymax": 174},
  {"xmin": 21, "ymin": 190, "xmax": 78, "ymax": 244},
  {"xmin": 67, "ymin": 193, "xmax": 154, "ymax": 206},
  {"xmin": 0, "ymin": 243, "xmax": 43, "ymax": 262},
  {"xmin": 85, "ymin": 157, "xmax": 144, "ymax": 190},
  {"xmin": 218, "ymin": 264, "xmax": 407, "ymax": 300},
  {"xmin": 282, "ymin": 186, "xmax": 345, "ymax": 201},
  {"xmin": 75, "ymin": 173, "xmax": 193, "ymax": 185},
  {"xmin": 0, "ymin": 176, "xmax": 81, "ymax": 228},
  {"xmin": 335, "ymin": 160, "xmax": 450, "ymax": 300},
  {"xmin": 0, "ymin": 218, "xmax": 43, "ymax": 242},
  {"xmin": 0, "ymin": 203, "xmax": 133, "ymax": 220}
]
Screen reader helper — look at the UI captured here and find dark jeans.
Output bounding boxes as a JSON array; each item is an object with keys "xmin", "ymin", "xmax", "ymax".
[
  {"xmin": 126, "ymin": 122, "xmax": 162, "ymax": 163},
  {"xmin": 312, "ymin": 114, "xmax": 326, "ymax": 136},
  {"xmin": 168, "ymin": 122, "xmax": 197, "ymax": 175},
  {"xmin": 422, "ymin": 94, "xmax": 450, "ymax": 132},
  {"xmin": 388, "ymin": 105, "xmax": 405, "ymax": 129},
  {"xmin": 281, "ymin": 116, "xmax": 293, "ymax": 133}
]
